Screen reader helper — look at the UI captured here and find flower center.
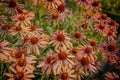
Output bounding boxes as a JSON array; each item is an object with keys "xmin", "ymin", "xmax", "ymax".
[
  {"xmin": 92, "ymin": 1, "xmax": 99, "ymax": 7},
  {"xmin": 8, "ymin": 0, "xmax": 17, "ymax": 8},
  {"xmin": 30, "ymin": 37, "xmax": 39, "ymax": 45},
  {"xmin": 74, "ymin": 32, "xmax": 82, "ymax": 39},
  {"xmin": 90, "ymin": 40, "xmax": 97, "ymax": 47},
  {"xmin": 61, "ymin": 72, "xmax": 68, "ymax": 80},
  {"xmin": 101, "ymin": 14, "xmax": 107, "ymax": 19},
  {"xmin": 58, "ymin": 51, "xmax": 67, "ymax": 60},
  {"xmin": 47, "ymin": 0, "xmax": 53, "ymax": 2},
  {"xmin": 107, "ymin": 44, "xmax": 116, "ymax": 52},
  {"xmin": 57, "ymin": 33, "xmax": 65, "ymax": 42},
  {"xmin": 82, "ymin": 23, "xmax": 88, "ymax": 29},
  {"xmin": 107, "ymin": 31, "xmax": 113, "ymax": 36},
  {"xmin": 109, "ymin": 20, "xmax": 115, "ymax": 26},
  {"xmin": 85, "ymin": 46, "xmax": 92, "ymax": 54},
  {"xmin": 15, "ymin": 50, "xmax": 26, "ymax": 58},
  {"xmin": 29, "ymin": 25, "xmax": 36, "ymax": 31},
  {"xmin": 17, "ymin": 58, "xmax": 25, "ymax": 67},
  {"xmin": 98, "ymin": 24, "xmax": 105, "ymax": 30},
  {"xmin": 18, "ymin": 15, "xmax": 25, "ymax": 21},
  {"xmin": 57, "ymin": 4, "xmax": 65, "ymax": 12},
  {"xmin": 1, "ymin": 24, "xmax": 11, "ymax": 30},
  {"xmin": 15, "ymin": 72, "xmax": 24, "ymax": 80},
  {"xmin": 86, "ymin": 13, "xmax": 91, "ymax": 18},
  {"xmin": 80, "ymin": 57, "xmax": 89, "ymax": 66},
  {"xmin": 52, "ymin": 12, "xmax": 59, "ymax": 19},
  {"xmin": 15, "ymin": 26, "xmax": 22, "ymax": 31},
  {"xmin": 47, "ymin": 56, "xmax": 54, "ymax": 64}
]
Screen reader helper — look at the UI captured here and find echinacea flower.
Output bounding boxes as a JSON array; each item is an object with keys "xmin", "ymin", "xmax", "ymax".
[
  {"xmin": 73, "ymin": 32, "xmax": 85, "ymax": 41},
  {"xmin": 94, "ymin": 23, "xmax": 108, "ymax": 36},
  {"xmin": 41, "ymin": 0, "xmax": 64, "ymax": 10},
  {"xmin": 80, "ymin": 22, "xmax": 89, "ymax": 30},
  {"xmin": 8, "ymin": 49, "xmax": 27, "ymax": 63},
  {"xmin": 108, "ymin": 19, "xmax": 119, "ymax": 29},
  {"xmin": 24, "ymin": 35, "xmax": 48, "ymax": 55},
  {"xmin": 53, "ymin": 50, "xmax": 74, "ymax": 74},
  {"xmin": 9, "ymin": 26, "xmax": 29, "ymax": 37},
  {"xmin": 87, "ymin": 39, "xmax": 99, "ymax": 51},
  {"xmin": 57, "ymin": 4, "xmax": 69, "ymax": 21},
  {"xmin": 47, "ymin": 11, "xmax": 62, "ymax": 25},
  {"xmin": 105, "ymin": 72, "xmax": 120, "ymax": 80},
  {"xmin": 50, "ymin": 30, "xmax": 72, "ymax": 51},
  {"xmin": 12, "ymin": 10, "xmax": 34, "ymax": 26},
  {"xmin": 0, "ymin": 24, "xmax": 12, "ymax": 37},
  {"xmin": 56, "ymin": 67, "xmax": 76, "ymax": 80},
  {"xmin": 5, "ymin": 66, "xmax": 35, "ymax": 80},
  {"xmin": 78, "ymin": 46, "xmax": 96, "ymax": 61},
  {"xmin": 10, "ymin": 49, "xmax": 27, "ymax": 59},
  {"xmin": 6, "ymin": 0, "xmax": 24, "ymax": 14},
  {"xmin": 75, "ymin": 56, "xmax": 97, "ymax": 75},
  {"xmin": 106, "ymin": 29, "xmax": 117, "ymax": 41},
  {"xmin": 101, "ymin": 41, "xmax": 117, "ymax": 54},
  {"xmin": 11, "ymin": 51, "xmax": 36, "ymax": 73},
  {"xmin": 105, "ymin": 52, "xmax": 120, "ymax": 69},
  {"xmin": 28, "ymin": 24, "xmax": 43, "ymax": 36},
  {"xmin": 90, "ymin": 0, "xmax": 101, "ymax": 11},
  {"xmin": 37, "ymin": 51, "xmax": 56, "ymax": 75},
  {"xmin": 94, "ymin": 13, "xmax": 109, "ymax": 23}
]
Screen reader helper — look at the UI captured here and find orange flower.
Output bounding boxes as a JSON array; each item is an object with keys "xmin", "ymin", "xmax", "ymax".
[
  {"xmin": 53, "ymin": 50, "xmax": 74, "ymax": 74},
  {"xmin": 37, "ymin": 51, "xmax": 56, "ymax": 75},
  {"xmin": 9, "ymin": 26, "xmax": 29, "ymax": 37},
  {"xmin": 28, "ymin": 24, "xmax": 43, "ymax": 36},
  {"xmin": 90, "ymin": 0, "xmax": 101, "ymax": 11},
  {"xmin": 78, "ymin": 46, "xmax": 96, "ymax": 61},
  {"xmin": 5, "ymin": 66, "xmax": 35, "ymax": 80},
  {"xmin": 24, "ymin": 35, "xmax": 48, "ymax": 55},
  {"xmin": 12, "ymin": 10, "xmax": 34, "ymax": 26},
  {"xmin": 57, "ymin": 67, "xmax": 76, "ymax": 80},
  {"xmin": 57, "ymin": 4, "xmax": 69, "ymax": 21},
  {"xmin": 41, "ymin": 0, "xmax": 64, "ymax": 10},
  {"xmin": 0, "ymin": 24, "xmax": 12, "ymax": 37},
  {"xmin": 101, "ymin": 41, "xmax": 117, "ymax": 54},
  {"xmin": 50, "ymin": 30, "xmax": 72, "ymax": 51},
  {"xmin": 75, "ymin": 56, "xmax": 98, "ymax": 75},
  {"xmin": 94, "ymin": 23, "xmax": 108, "ymax": 36},
  {"xmin": 6, "ymin": 0, "xmax": 24, "ymax": 14}
]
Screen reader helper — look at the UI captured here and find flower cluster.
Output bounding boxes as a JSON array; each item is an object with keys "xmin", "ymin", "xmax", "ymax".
[{"xmin": 0, "ymin": 0, "xmax": 119, "ymax": 80}]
